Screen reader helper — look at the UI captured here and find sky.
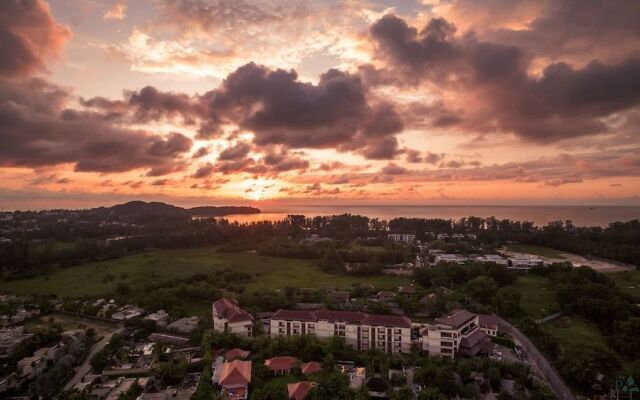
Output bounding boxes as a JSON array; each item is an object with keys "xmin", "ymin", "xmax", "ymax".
[{"xmin": 1, "ymin": 0, "xmax": 640, "ymax": 210}]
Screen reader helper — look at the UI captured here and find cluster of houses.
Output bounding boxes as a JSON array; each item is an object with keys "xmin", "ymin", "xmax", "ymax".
[
  {"xmin": 211, "ymin": 348, "xmax": 322, "ymax": 400},
  {"xmin": 74, "ymin": 329, "xmax": 204, "ymax": 400},
  {"xmin": 1, "ymin": 329, "xmax": 87, "ymax": 394},
  {"xmin": 211, "ymin": 297, "xmax": 504, "ymax": 399},
  {"xmin": 0, "ymin": 327, "xmax": 34, "ymax": 359}
]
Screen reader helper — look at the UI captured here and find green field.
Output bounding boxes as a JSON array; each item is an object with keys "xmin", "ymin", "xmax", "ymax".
[
  {"xmin": 507, "ymin": 244, "xmax": 565, "ymax": 259},
  {"xmin": 544, "ymin": 317, "xmax": 607, "ymax": 347},
  {"xmin": 607, "ymin": 270, "xmax": 640, "ymax": 297},
  {"xmin": 508, "ymin": 275, "xmax": 559, "ymax": 319},
  {"xmin": 0, "ymin": 248, "xmax": 409, "ymax": 298}
]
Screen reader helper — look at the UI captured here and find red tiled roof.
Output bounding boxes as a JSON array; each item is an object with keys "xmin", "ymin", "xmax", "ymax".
[
  {"xmin": 435, "ymin": 309, "xmax": 476, "ymax": 329},
  {"xmin": 478, "ymin": 314, "xmax": 499, "ymax": 329},
  {"xmin": 265, "ymin": 356, "xmax": 298, "ymax": 372},
  {"xmin": 287, "ymin": 381, "xmax": 315, "ymax": 400},
  {"xmin": 225, "ymin": 348, "xmax": 251, "ymax": 361},
  {"xmin": 213, "ymin": 298, "xmax": 253, "ymax": 323},
  {"xmin": 301, "ymin": 361, "xmax": 321, "ymax": 375},
  {"xmin": 459, "ymin": 329, "xmax": 491, "ymax": 356},
  {"xmin": 361, "ymin": 314, "xmax": 412, "ymax": 329},
  {"xmin": 272, "ymin": 310, "xmax": 318, "ymax": 322},
  {"xmin": 271, "ymin": 309, "xmax": 410, "ymax": 327},
  {"xmin": 219, "ymin": 360, "xmax": 252, "ymax": 387},
  {"xmin": 314, "ymin": 310, "xmax": 367, "ymax": 323}
]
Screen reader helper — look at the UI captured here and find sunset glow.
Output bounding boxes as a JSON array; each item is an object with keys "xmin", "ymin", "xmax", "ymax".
[{"xmin": 1, "ymin": 0, "xmax": 639, "ymax": 209}]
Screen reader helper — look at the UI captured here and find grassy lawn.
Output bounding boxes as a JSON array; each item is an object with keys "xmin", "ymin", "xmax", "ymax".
[
  {"xmin": 544, "ymin": 317, "xmax": 607, "ymax": 348},
  {"xmin": 0, "ymin": 247, "xmax": 409, "ymax": 298},
  {"xmin": 507, "ymin": 244, "xmax": 565, "ymax": 259},
  {"xmin": 508, "ymin": 275, "xmax": 559, "ymax": 319},
  {"xmin": 607, "ymin": 270, "xmax": 640, "ymax": 298},
  {"xmin": 544, "ymin": 316, "xmax": 633, "ymax": 369}
]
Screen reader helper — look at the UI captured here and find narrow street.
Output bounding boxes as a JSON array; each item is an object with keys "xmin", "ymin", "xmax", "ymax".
[
  {"xmin": 498, "ymin": 317, "xmax": 576, "ymax": 400},
  {"xmin": 63, "ymin": 329, "xmax": 121, "ymax": 391}
]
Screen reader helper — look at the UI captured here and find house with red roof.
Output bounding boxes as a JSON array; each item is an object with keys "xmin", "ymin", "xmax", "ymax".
[
  {"xmin": 224, "ymin": 348, "xmax": 251, "ymax": 361},
  {"xmin": 478, "ymin": 314, "xmax": 500, "ymax": 337},
  {"xmin": 300, "ymin": 361, "xmax": 321, "ymax": 375},
  {"xmin": 218, "ymin": 359, "xmax": 251, "ymax": 400},
  {"xmin": 212, "ymin": 298, "xmax": 254, "ymax": 336},
  {"xmin": 287, "ymin": 381, "xmax": 316, "ymax": 400},
  {"xmin": 264, "ymin": 356, "xmax": 298, "ymax": 375}
]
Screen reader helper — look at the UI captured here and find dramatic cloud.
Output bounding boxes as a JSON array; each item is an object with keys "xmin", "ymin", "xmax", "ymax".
[
  {"xmin": 0, "ymin": 0, "xmax": 71, "ymax": 78},
  {"xmin": 206, "ymin": 63, "xmax": 405, "ymax": 158},
  {"xmin": 0, "ymin": 78, "xmax": 192, "ymax": 174},
  {"xmin": 370, "ymin": 14, "xmax": 640, "ymax": 142},
  {"xmin": 218, "ymin": 142, "xmax": 251, "ymax": 161},
  {"xmin": 487, "ymin": 0, "xmax": 640, "ymax": 64},
  {"xmin": 81, "ymin": 86, "xmax": 207, "ymax": 126}
]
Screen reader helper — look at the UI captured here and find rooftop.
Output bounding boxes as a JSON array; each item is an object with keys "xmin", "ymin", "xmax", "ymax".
[
  {"xmin": 219, "ymin": 359, "xmax": 252, "ymax": 387},
  {"xmin": 435, "ymin": 309, "xmax": 476, "ymax": 329},
  {"xmin": 264, "ymin": 356, "xmax": 297, "ymax": 372},
  {"xmin": 213, "ymin": 298, "xmax": 253, "ymax": 323},
  {"xmin": 288, "ymin": 381, "xmax": 316, "ymax": 400},
  {"xmin": 272, "ymin": 309, "xmax": 411, "ymax": 328}
]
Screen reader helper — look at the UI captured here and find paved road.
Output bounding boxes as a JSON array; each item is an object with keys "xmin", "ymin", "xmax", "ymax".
[
  {"xmin": 63, "ymin": 329, "xmax": 120, "ymax": 391},
  {"xmin": 498, "ymin": 317, "xmax": 575, "ymax": 400}
]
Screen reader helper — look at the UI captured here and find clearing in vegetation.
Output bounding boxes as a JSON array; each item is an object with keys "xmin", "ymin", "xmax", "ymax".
[{"xmin": 0, "ymin": 247, "xmax": 410, "ymax": 298}]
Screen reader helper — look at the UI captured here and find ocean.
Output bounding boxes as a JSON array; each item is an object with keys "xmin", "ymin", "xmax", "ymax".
[{"xmin": 223, "ymin": 205, "xmax": 640, "ymax": 228}]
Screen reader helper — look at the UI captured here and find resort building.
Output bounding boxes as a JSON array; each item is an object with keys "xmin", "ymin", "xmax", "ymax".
[
  {"xmin": 270, "ymin": 309, "xmax": 412, "ymax": 354},
  {"xmin": 478, "ymin": 314, "xmax": 500, "ymax": 337},
  {"xmin": 387, "ymin": 233, "xmax": 416, "ymax": 243},
  {"xmin": 421, "ymin": 310, "xmax": 491, "ymax": 358},
  {"xmin": 507, "ymin": 256, "xmax": 544, "ymax": 270},
  {"xmin": 434, "ymin": 254, "xmax": 469, "ymax": 265},
  {"xmin": 212, "ymin": 298, "xmax": 254, "ymax": 336},
  {"xmin": 475, "ymin": 255, "xmax": 508, "ymax": 266}
]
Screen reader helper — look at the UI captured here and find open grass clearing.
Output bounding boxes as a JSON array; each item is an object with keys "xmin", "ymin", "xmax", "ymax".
[{"xmin": 0, "ymin": 247, "xmax": 410, "ymax": 298}]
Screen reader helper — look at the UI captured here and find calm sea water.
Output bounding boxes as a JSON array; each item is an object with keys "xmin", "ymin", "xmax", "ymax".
[{"xmin": 223, "ymin": 205, "xmax": 640, "ymax": 228}]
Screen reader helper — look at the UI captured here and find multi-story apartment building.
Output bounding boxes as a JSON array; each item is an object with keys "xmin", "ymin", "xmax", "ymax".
[
  {"xmin": 421, "ymin": 309, "xmax": 491, "ymax": 358},
  {"xmin": 270, "ymin": 309, "xmax": 412, "ymax": 354},
  {"xmin": 212, "ymin": 298, "xmax": 253, "ymax": 336}
]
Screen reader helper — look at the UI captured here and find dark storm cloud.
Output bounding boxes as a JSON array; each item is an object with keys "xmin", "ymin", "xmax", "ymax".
[
  {"xmin": 489, "ymin": 0, "xmax": 640, "ymax": 63},
  {"xmin": 81, "ymin": 62, "xmax": 405, "ymax": 160},
  {"xmin": 81, "ymin": 86, "xmax": 207, "ymax": 126},
  {"xmin": 217, "ymin": 141, "xmax": 251, "ymax": 161},
  {"xmin": 205, "ymin": 62, "xmax": 404, "ymax": 158},
  {"xmin": 370, "ymin": 14, "xmax": 640, "ymax": 142},
  {"xmin": 0, "ymin": 78, "xmax": 192, "ymax": 174},
  {"xmin": 0, "ymin": 0, "xmax": 71, "ymax": 78}
]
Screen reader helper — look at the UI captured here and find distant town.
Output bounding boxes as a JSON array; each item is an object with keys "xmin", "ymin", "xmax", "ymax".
[{"xmin": 0, "ymin": 202, "xmax": 639, "ymax": 400}]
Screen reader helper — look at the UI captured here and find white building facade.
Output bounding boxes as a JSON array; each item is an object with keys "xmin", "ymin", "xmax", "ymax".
[
  {"xmin": 270, "ymin": 309, "xmax": 412, "ymax": 354},
  {"xmin": 212, "ymin": 298, "xmax": 254, "ymax": 336}
]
